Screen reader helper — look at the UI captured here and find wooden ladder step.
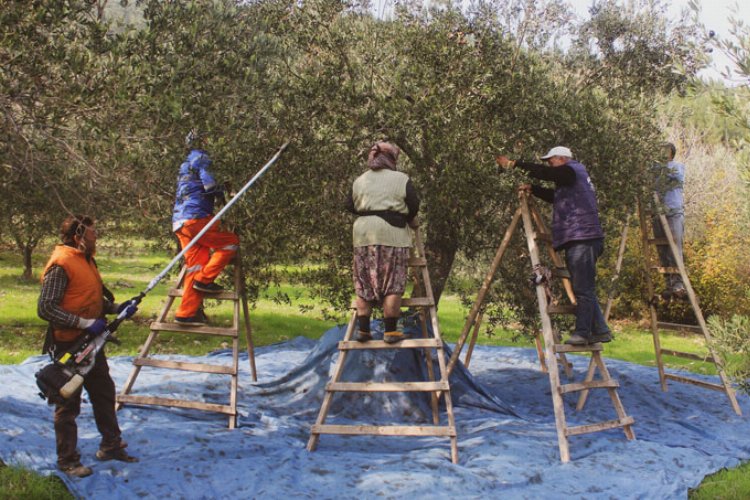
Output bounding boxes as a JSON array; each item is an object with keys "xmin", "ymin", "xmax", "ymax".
[
  {"xmin": 149, "ymin": 322, "xmax": 238, "ymax": 337},
  {"xmin": 327, "ymin": 381, "xmax": 449, "ymax": 392},
  {"xmin": 348, "ymin": 296, "xmax": 434, "ymax": 309},
  {"xmin": 651, "ymin": 266, "xmax": 679, "ymax": 274},
  {"xmin": 664, "ymin": 373, "xmax": 726, "ymax": 392},
  {"xmin": 659, "ymin": 349, "xmax": 710, "ymax": 362},
  {"xmin": 547, "ymin": 304, "xmax": 576, "ymax": 314},
  {"xmin": 553, "ymin": 344, "xmax": 604, "ymax": 354},
  {"xmin": 312, "ymin": 424, "xmax": 456, "ymax": 437},
  {"xmin": 657, "ymin": 322, "xmax": 703, "ymax": 334},
  {"xmin": 117, "ymin": 394, "xmax": 235, "ymax": 415},
  {"xmin": 408, "ymin": 257, "xmax": 427, "ymax": 267},
  {"xmin": 401, "ymin": 297, "xmax": 434, "ymax": 307},
  {"xmin": 565, "ymin": 417, "xmax": 635, "ymax": 437},
  {"xmin": 338, "ymin": 339, "xmax": 442, "ymax": 350},
  {"xmin": 559, "ymin": 379, "xmax": 619, "ymax": 394},
  {"xmin": 133, "ymin": 358, "xmax": 235, "ymax": 374},
  {"xmin": 168, "ymin": 288, "xmax": 239, "ymax": 300}
]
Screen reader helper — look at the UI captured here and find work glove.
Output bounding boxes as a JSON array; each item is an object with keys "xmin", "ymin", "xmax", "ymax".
[
  {"xmin": 80, "ymin": 318, "xmax": 107, "ymax": 337},
  {"xmin": 117, "ymin": 300, "xmax": 139, "ymax": 319}
]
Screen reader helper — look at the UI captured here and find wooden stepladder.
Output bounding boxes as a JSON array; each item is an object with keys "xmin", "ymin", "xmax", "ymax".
[
  {"xmin": 116, "ymin": 257, "xmax": 257, "ymax": 428},
  {"xmin": 306, "ymin": 229, "xmax": 459, "ymax": 463},
  {"xmin": 633, "ymin": 196, "xmax": 741, "ymax": 415},
  {"xmin": 447, "ymin": 191, "xmax": 634, "ymax": 462}
]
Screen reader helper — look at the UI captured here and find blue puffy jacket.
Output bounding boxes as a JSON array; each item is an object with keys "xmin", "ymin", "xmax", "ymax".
[{"xmin": 172, "ymin": 149, "xmax": 222, "ymax": 231}]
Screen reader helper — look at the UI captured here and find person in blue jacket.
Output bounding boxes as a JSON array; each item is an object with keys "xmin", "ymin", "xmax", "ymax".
[
  {"xmin": 172, "ymin": 129, "xmax": 239, "ymax": 325},
  {"xmin": 497, "ymin": 146, "xmax": 612, "ymax": 345},
  {"xmin": 652, "ymin": 142, "xmax": 687, "ymax": 300}
]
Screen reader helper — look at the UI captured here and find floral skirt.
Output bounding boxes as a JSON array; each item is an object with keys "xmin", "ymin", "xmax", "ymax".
[{"xmin": 353, "ymin": 245, "xmax": 410, "ymax": 302}]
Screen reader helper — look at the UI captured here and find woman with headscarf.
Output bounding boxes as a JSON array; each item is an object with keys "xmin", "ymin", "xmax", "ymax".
[{"xmin": 345, "ymin": 142, "xmax": 420, "ymax": 343}]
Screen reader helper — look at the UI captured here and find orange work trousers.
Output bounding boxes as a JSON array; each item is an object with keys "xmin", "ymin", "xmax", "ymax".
[{"xmin": 174, "ymin": 216, "xmax": 239, "ymax": 318}]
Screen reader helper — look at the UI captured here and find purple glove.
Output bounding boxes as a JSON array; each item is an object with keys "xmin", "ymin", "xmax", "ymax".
[
  {"xmin": 83, "ymin": 318, "xmax": 107, "ymax": 337},
  {"xmin": 117, "ymin": 300, "xmax": 138, "ymax": 319}
]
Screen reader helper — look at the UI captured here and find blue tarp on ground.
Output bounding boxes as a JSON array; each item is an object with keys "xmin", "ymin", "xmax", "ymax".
[{"xmin": 1, "ymin": 324, "xmax": 749, "ymax": 499}]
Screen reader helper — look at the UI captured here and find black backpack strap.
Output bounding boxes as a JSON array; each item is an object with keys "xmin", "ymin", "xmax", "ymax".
[
  {"xmin": 42, "ymin": 324, "xmax": 54, "ymax": 356},
  {"xmin": 102, "ymin": 284, "xmax": 115, "ymax": 304}
]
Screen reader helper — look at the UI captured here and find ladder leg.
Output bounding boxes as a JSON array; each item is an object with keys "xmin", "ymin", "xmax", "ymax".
[
  {"xmin": 655, "ymin": 204, "xmax": 743, "ymax": 415},
  {"xmin": 592, "ymin": 353, "xmax": 635, "ymax": 440},
  {"xmin": 447, "ymin": 208, "xmax": 521, "ymax": 376},
  {"xmin": 463, "ymin": 310, "xmax": 483, "ymax": 369},
  {"xmin": 604, "ymin": 215, "xmax": 631, "ymax": 323},
  {"xmin": 520, "ymin": 193, "xmax": 570, "ymax": 462},
  {"xmin": 236, "ymin": 260, "xmax": 257, "ymax": 382},
  {"xmin": 638, "ymin": 201, "xmax": 668, "ymax": 391},
  {"xmin": 307, "ymin": 311, "xmax": 356, "ymax": 452},
  {"xmin": 116, "ymin": 277, "xmax": 179, "ymax": 411},
  {"xmin": 419, "ymin": 309, "xmax": 440, "ymax": 425},
  {"xmin": 576, "ymin": 356, "xmax": 598, "ymax": 411},
  {"xmin": 534, "ymin": 332, "xmax": 548, "ymax": 373}
]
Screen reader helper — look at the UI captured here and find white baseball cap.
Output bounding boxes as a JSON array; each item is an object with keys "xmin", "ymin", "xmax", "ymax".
[{"xmin": 540, "ymin": 146, "xmax": 573, "ymax": 160}]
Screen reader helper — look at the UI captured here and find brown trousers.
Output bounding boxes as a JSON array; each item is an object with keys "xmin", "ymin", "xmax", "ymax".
[{"xmin": 53, "ymin": 343, "xmax": 124, "ymax": 465}]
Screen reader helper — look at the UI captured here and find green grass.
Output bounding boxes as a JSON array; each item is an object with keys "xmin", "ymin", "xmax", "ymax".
[
  {"xmin": 0, "ymin": 461, "xmax": 73, "ymax": 500},
  {"xmin": 0, "ymin": 244, "xmax": 747, "ymax": 498},
  {"xmin": 689, "ymin": 461, "xmax": 750, "ymax": 499}
]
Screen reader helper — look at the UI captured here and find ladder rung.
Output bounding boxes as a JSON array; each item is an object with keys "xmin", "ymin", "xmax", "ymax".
[
  {"xmin": 651, "ymin": 266, "xmax": 679, "ymax": 274},
  {"xmin": 348, "ymin": 297, "xmax": 434, "ymax": 309},
  {"xmin": 547, "ymin": 304, "xmax": 576, "ymax": 314},
  {"xmin": 553, "ymin": 344, "xmax": 604, "ymax": 353},
  {"xmin": 656, "ymin": 322, "xmax": 703, "ymax": 335},
  {"xmin": 168, "ymin": 288, "xmax": 239, "ymax": 300},
  {"xmin": 116, "ymin": 394, "xmax": 235, "ymax": 414},
  {"xmin": 559, "ymin": 379, "xmax": 619, "ymax": 394},
  {"xmin": 565, "ymin": 417, "xmax": 635, "ymax": 437},
  {"xmin": 401, "ymin": 297, "xmax": 434, "ymax": 307},
  {"xmin": 311, "ymin": 424, "xmax": 456, "ymax": 437},
  {"xmin": 552, "ymin": 267, "xmax": 571, "ymax": 279},
  {"xmin": 647, "ymin": 238, "xmax": 669, "ymax": 246},
  {"xmin": 339, "ymin": 339, "xmax": 442, "ymax": 350},
  {"xmin": 133, "ymin": 358, "xmax": 235, "ymax": 374},
  {"xmin": 659, "ymin": 349, "xmax": 710, "ymax": 362},
  {"xmin": 664, "ymin": 373, "xmax": 726, "ymax": 392},
  {"xmin": 327, "ymin": 381, "xmax": 449, "ymax": 392},
  {"xmin": 408, "ymin": 257, "xmax": 427, "ymax": 267},
  {"xmin": 150, "ymin": 322, "xmax": 238, "ymax": 337}
]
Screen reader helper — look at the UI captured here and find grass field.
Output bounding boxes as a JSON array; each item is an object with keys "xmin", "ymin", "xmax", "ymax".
[{"xmin": 0, "ymin": 241, "xmax": 747, "ymax": 498}]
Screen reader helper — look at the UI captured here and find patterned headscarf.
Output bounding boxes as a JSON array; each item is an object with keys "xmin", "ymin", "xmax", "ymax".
[{"xmin": 367, "ymin": 142, "xmax": 400, "ymax": 170}]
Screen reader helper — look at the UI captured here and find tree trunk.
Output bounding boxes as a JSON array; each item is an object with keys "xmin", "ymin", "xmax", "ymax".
[
  {"xmin": 424, "ymin": 224, "xmax": 458, "ymax": 306},
  {"xmin": 22, "ymin": 244, "xmax": 33, "ymax": 281}
]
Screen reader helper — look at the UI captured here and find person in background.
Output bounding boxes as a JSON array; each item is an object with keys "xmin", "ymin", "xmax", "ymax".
[
  {"xmin": 496, "ymin": 146, "xmax": 612, "ymax": 346},
  {"xmin": 38, "ymin": 215, "xmax": 138, "ymax": 478},
  {"xmin": 346, "ymin": 141, "xmax": 420, "ymax": 344},
  {"xmin": 172, "ymin": 128, "xmax": 239, "ymax": 325},
  {"xmin": 652, "ymin": 142, "xmax": 687, "ymax": 300}
]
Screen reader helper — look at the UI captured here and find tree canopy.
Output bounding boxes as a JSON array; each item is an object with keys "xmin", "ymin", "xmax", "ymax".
[{"xmin": 1, "ymin": 0, "xmax": 712, "ymax": 329}]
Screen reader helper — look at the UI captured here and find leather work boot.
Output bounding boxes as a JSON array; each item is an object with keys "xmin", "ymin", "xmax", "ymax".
[
  {"xmin": 193, "ymin": 281, "xmax": 224, "ymax": 294},
  {"xmin": 383, "ymin": 331, "xmax": 405, "ymax": 344},
  {"xmin": 95, "ymin": 448, "xmax": 138, "ymax": 463},
  {"xmin": 354, "ymin": 330, "xmax": 373, "ymax": 342},
  {"xmin": 59, "ymin": 462, "xmax": 93, "ymax": 478},
  {"xmin": 564, "ymin": 334, "xmax": 590, "ymax": 346},
  {"xmin": 590, "ymin": 332, "xmax": 613, "ymax": 343}
]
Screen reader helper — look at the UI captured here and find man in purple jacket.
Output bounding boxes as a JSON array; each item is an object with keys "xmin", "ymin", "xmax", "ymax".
[{"xmin": 497, "ymin": 146, "xmax": 612, "ymax": 345}]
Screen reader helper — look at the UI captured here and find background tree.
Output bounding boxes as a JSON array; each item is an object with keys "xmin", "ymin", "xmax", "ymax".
[{"xmin": 0, "ymin": 0, "xmax": 123, "ymax": 278}]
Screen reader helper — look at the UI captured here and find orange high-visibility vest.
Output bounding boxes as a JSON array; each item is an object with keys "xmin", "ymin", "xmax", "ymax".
[{"xmin": 41, "ymin": 245, "xmax": 104, "ymax": 342}]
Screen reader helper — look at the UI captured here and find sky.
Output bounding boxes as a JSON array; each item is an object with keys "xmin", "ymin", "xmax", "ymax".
[{"xmin": 567, "ymin": 0, "xmax": 749, "ymax": 83}]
